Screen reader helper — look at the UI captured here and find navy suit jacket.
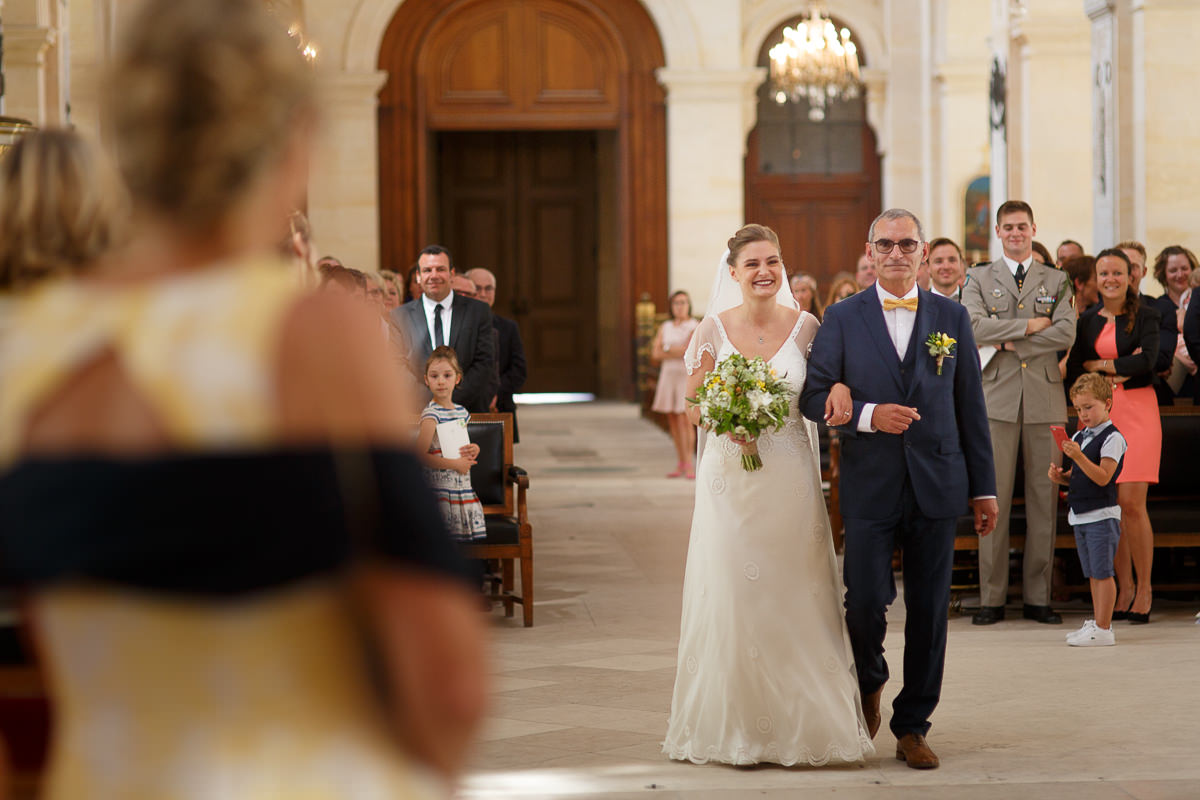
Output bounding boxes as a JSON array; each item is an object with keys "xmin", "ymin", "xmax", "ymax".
[
  {"xmin": 392, "ymin": 294, "xmax": 497, "ymax": 412},
  {"xmin": 801, "ymin": 288, "xmax": 995, "ymax": 521}
]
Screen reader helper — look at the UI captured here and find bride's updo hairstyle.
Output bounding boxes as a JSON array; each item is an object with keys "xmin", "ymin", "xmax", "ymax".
[
  {"xmin": 102, "ymin": 0, "xmax": 315, "ymax": 234},
  {"xmin": 726, "ymin": 224, "xmax": 781, "ymax": 266}
]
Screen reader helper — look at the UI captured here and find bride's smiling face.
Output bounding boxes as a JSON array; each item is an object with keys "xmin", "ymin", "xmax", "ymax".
[{"xmin": 731, "ymin": 240, "xmax": 784, "ymax": 301}]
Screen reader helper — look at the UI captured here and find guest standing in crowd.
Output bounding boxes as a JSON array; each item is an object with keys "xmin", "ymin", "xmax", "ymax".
[
  {"xmin": 380, "ymin": 270, "xmax": 404, "ymax": 311},
  {"xmin": 650, "ymin": 290, "xmax": 700, "ymax": 479},
  {"xmin": 927, "ymin": 237, "xmax": 966, "ymax": 301},
  {"xmin": 405, "ymin": 262, "xmax": 423, "ymax": 303},
  {"xmin": 1185, "ymin": 274, "xmax": 1200, "ymax": 368},
  {"xmin": 392, "ymin": 245, "xmax": 497, "ymax": 412},
  {"xmin": 0, "ymin": 128, "xmax": 127, "ymax": 293},
  {"xmin": 854, "ymin": 253, "xmax": 876, "ymax": 289},
  {"xmin": 0, "ymin": 1, "xmax": 486, "ymax": 796},
  {"xmin": 1167, "ymin": 270, "xmax": 1200, "ymax": 393},
  {"xmin": 826, "ymin": 272, "xmax": 859, "ymax": 308},
  {"xmin": 1032, "ymin": 240, "xmax": 1055, "ymax": 267},
  {"xmin": 1150, "ymin": 246, "xmax": 1198, "ymax": 403},
  {"xmin": 284, "ymin": 209, "xmax": 318, "ymax": 287},
  {"xmin": 1066, "ymin": 248, "xmax": 1162, "ymax": 624},
  {"xmin": 1056, "ymin": 240, "xmax": 1084, "ymax": 268},
  {"xmin": 466, "ymin": 267, "xmax": 528, "ymax": 440},
  {"xmin": 964, "ymin": 200, "xmax": 1076, "ymax": 626},
  {"xmin": 1063, "ymin": 255, "xmax": 1099, "ymax": 313},
  {"xmin": 789, "ymin": 273, "xmax": 823, "ymax": 320}
]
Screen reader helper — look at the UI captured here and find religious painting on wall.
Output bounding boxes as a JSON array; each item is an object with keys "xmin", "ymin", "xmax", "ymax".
[{"xmin": 964, "ymin": 175, "xmax": 990, "ymax": 263}]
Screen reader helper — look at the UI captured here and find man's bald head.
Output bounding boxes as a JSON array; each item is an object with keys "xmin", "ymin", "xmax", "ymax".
[{"xmin": 465, "ymin": 268, "xmax": 497, "ymax": 308}]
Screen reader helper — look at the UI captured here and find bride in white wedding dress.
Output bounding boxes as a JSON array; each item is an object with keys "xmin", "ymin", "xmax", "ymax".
[{"xmin": 663, "ymin": 225, "xmax": 874, "ymax": 766}]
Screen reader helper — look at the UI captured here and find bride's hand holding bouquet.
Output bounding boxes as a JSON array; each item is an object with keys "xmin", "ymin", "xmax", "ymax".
[{"xmin": 690, "ymin": 352, "xmax": 793, "ymax": 471}]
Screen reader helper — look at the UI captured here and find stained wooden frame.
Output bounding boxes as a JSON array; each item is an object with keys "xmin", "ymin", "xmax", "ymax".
[{"xmin": 377, "ymin": 0, "xmax": 667, "ymax": 398}]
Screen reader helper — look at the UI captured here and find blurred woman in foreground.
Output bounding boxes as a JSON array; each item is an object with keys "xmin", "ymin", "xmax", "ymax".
[{"xmin": 0, "ymin": 1, "xmax": 485, "ymax": 797}]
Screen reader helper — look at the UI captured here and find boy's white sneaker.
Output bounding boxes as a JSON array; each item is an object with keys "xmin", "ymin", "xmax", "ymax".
[
  {"xmin": 1066, "ymin": 620, "xmax": 1096, "ymax": 643},
  {"xmin": 1069, "ymin": 625, "xmax": 1115, "ymax": 647}
]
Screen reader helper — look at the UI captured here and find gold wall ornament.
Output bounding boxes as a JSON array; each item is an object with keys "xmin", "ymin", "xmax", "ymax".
[
  {"xmin": 0, "ymin": 117, "xmax": 36, "ymax": 160},
  {"xmin": 767, "ymin": 8, "xmax": 862, "ymax": 122}
]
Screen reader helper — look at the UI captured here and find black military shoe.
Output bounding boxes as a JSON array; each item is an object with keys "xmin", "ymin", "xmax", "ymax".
[
  {"xmin": 1022, "ymin": 604, "xmax": 1063, "ymax": 624},
  {"xmin": 971, "ymin": 605, "xmax": 1005, "ymax": 625}
]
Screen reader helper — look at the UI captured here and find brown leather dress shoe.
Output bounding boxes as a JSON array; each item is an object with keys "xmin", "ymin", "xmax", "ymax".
[
  {"xmin": 895, "ymin": 733, "xmax": 939, "ymax": 769},
  {"xmin": 862, "ymin": 686, "xmax": 884, "ymax": 739}
]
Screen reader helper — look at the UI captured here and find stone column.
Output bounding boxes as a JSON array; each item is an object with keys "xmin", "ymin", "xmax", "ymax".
[
  {"xmin": 883, "ymin": 0, "xmax": 930, "ymax": 215},
  {"xmin": 1134, "ymin": 0, "xmax": 1200, "ymax": 249},
  {"xmin": 655, "ymin": 67, "xmax": 764, "ymax": 312},
  {"xmin": 307, "ymin": 70, "xmax": 388, "ymax": 271},
  {"xmin": 2, "ymin": 23, "xmax": 54, "ymax": 124},
  {"xmin": 1086, "ymin": 0, "xmax": 1118, "ymax": 249},
  {"xmin": 1009, "ymin": 0, "xmax": 1092, "ymax": 249},
  {"xmin": 987, "ymin": 0, "xmax": 1011, "ymax": 260}
]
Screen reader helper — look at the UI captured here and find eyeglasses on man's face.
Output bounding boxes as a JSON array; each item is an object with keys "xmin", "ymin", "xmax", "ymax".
[{"xmin": 870, "ymin": 238, "xmax": 922, "ymax": 255}]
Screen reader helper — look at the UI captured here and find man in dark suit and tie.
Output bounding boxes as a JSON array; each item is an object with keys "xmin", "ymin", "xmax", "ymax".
[
  {"xmin": 802, "ymin": 208, "xmax": 997, "ymax": 770},
  {"xmin": 391, "ymin": 245, "xmax": 497, "ymax": 412},
  {"xmin": 927, "ymin": 238, "xmax": 966, "ymax": 302},
  {"xmin": 466, "ymin": 268, "xmax": 528, "ymax": 440}
]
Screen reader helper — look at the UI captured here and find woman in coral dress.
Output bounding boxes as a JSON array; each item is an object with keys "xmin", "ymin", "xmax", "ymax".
[{"xmin": 1066, "ymin": 248, "xmax": 1162, "ymax": 624}]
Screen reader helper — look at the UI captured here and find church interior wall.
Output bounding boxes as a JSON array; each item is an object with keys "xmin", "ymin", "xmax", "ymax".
[{"xmin": 2, "ymin": 0, "xmax": 1197, "ymax": 340}]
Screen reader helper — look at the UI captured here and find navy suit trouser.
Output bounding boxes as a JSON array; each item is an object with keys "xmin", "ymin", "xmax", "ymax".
[{"xmin": 842, "ymin": 475, "xmax": 957, "ymax": 738}]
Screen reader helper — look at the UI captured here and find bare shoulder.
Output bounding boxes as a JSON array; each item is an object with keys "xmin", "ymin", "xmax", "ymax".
[{"xmin": 275, "ymin": 291, "xmax": 414, "ymax": 445}]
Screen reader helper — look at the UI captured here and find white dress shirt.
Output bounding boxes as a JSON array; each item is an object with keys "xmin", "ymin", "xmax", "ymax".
[
  {"xmin": 930, "ymin": 285, "xmax": 961, "ymax": 301},
  {"xmin": 421, "ymin": 291, "xmax": 455, "ymax": 349},
  {"xmin": 1002, "ymin": 255, "xmax": 1034, "ymax": 279},
  {"xmin": 857, "ymin": 283, "xmax": 918, "ymax": 433}
]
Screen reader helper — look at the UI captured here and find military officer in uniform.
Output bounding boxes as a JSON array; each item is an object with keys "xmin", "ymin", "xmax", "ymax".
[{"xmin": 962, "ymin": 200, "xmax": 1076, "ymax": 626}]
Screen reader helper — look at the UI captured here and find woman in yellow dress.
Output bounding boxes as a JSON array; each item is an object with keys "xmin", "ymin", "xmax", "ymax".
[{"xmin": 0, "ymin": 1, "xmax": 487, "ymax": 797}]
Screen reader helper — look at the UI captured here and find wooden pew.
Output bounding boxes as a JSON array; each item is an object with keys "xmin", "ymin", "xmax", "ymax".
[{"xmin": 952, "ymin": 405, "xmax": 1200, "ymax": 594}]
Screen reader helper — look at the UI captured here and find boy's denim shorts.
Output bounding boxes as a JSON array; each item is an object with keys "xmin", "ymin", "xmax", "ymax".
[{"xmin": 1074, "ymin": 518, "xmax": 1120, "ymax": 579}]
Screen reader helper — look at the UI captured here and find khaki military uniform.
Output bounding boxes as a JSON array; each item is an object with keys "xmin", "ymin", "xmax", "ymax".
[{"xmin": 962, "ymin": 259, "xmax": 1076, "ymax": 607}]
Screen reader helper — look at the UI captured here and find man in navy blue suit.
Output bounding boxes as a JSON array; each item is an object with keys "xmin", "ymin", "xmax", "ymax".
[{"xmin": 802, "ymin": 209, "xmax": 997, "ymax": 770}]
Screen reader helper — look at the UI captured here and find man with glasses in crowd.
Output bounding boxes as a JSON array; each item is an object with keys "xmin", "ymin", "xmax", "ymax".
[{"xmin": 962, "ymin": 201, "xmax": 1076, "ymax": 627}]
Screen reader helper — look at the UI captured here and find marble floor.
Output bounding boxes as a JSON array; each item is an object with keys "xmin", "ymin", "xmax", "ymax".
[{"xmin": 461, "ymin": 402, "xmax": 1200, "ymax": 800}]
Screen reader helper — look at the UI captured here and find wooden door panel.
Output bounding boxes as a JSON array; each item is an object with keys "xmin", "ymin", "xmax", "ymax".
[
  {"xmin": 438, "ymin": 131, "xmax": 597, "ymax": 393},
  {"xmin": 431, "ymin": 7, "xmax": 520, "ymax": 107},
  {"xmin": 525, "ymin": 2, "xmax": 619, "ymax": 108}
]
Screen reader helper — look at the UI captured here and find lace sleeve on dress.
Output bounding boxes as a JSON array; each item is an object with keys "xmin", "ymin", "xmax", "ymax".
[
  {"xmin": 794, "ymin": 312, "xmax": 820, "ymax": 359},
  {"xmin": 684, "ymin": 317, "xmax": 720, "ymax": 375}
]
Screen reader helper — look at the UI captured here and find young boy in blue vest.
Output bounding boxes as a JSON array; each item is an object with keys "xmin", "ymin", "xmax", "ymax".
[{"xmin": 1048, "ymin": 373, "xmax": 1126, "ymax": 647}]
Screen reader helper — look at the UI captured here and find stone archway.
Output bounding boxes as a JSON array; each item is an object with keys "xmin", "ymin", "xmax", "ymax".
[{"xmin": 375, "ymin": 0, "xmax": 666, "ymax": 397}]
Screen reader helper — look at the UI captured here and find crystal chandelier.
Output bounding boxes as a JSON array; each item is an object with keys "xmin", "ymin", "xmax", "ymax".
[{"xmin": 768, "ymin": 9, "xmax": 862, "ymax": 121}]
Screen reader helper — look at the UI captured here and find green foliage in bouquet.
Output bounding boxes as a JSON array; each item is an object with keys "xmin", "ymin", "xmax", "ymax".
[{"xmin": 690, "ymin": 352, "xmax": 794, "ymax": 471}]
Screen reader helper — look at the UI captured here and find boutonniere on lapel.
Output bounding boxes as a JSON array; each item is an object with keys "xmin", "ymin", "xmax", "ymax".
[{"xmin": 926, "ymin": 332, "xmax": 957, "ymax": 376}]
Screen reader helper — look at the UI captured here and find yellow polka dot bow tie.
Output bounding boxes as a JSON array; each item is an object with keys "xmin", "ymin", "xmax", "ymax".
[{"xmin": 882, "ymin": 297, "xmax": 919, "ymax": 311}]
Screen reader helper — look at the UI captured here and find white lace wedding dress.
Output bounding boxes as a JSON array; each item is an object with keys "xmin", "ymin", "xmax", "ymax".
[{"xmin": 662, "ymin": 312, "xmax": 874, "ymax": 766}]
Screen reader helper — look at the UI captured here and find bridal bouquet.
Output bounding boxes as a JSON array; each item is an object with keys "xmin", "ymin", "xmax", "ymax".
[{"xmin": 691, "ymin": 353, "xmax": 793, "ymax": 471}]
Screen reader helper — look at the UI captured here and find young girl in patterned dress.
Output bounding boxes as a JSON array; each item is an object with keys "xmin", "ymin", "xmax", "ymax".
[{"xmin": 417, "ymin": 346, "xmax": 487, "ymax": 541}]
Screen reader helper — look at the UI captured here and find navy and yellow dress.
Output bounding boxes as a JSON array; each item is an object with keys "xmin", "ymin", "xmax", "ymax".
[{"xmin": 0, "ymin": 261, "xmax": 468, "ymax": 799}]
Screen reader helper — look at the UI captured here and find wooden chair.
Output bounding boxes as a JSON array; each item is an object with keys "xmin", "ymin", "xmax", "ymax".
[{"xmin": 463, "ymin": 413, "xmax": 533, "ymax": 626}]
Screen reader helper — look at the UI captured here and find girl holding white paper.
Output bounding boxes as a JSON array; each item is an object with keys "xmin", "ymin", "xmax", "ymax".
[{"xmin": 417, "ymin": 347, "xmax": 487, "ymax": 541}]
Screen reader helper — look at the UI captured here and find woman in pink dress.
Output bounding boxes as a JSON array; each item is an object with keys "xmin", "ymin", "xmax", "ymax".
[
  {"xmin": 652, "ymin": 291, "xmax": 700, "ymax": 478},
  {"xmin": 1066, "ymin": 249, "xmax": 1163, "ymax": 623}
]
